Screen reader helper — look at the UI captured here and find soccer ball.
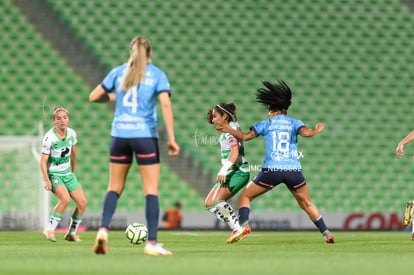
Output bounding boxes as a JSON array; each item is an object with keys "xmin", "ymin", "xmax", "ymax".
[{"xmin": 125, "ymin": 222, "xmax": 148, "ymax": 244}]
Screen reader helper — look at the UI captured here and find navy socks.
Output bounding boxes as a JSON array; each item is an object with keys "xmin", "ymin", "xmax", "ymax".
[
  {"xmin": 146, "ymin": 194, "xmax": 159, "ymax": 241},
  {"xmin": 100, "ymin": 191, "xmax": 119, "ymax": 229},
  {"xmin": 238, "ymin": 207, "xmax": 250, "ymax": 225},
  {"xmin": 313, "ymin": 216, "xmax": 328, "ymax": 233}
]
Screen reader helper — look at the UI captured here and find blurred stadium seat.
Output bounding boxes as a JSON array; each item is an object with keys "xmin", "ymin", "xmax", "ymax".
[{"xmin": 2, "ymin": 0, "xmax": 414, "ymax": 213}]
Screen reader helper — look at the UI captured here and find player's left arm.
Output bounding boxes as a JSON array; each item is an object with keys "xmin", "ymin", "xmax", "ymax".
[
  {"xmin": 299, "ymin": 123, "xmax": 325, "ymax": 137},
  {"xmin": 71, "ymin": 145, "xmax": 77, "ymax": 173},
  {"xmin": 159, "ymin": 92, "xmax": 180, "ymax": 156},
  {"xmin": 227, "ymin": 144, "xmax": 239, "ymax": 163}
]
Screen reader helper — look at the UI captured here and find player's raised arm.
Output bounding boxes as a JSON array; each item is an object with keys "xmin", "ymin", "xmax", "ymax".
[{"xmin": 299, "ymin": 123, "xmax": 325, "ymax": 137}]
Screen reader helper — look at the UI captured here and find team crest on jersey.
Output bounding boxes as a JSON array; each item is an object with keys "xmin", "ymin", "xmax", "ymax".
[{"xmin": 142, "ymin": 78, "xmax": 154, "ymax": 86}]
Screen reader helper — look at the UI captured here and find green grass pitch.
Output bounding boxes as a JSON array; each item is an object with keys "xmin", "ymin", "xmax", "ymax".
[{"xmin": 0, "ymin": 231, "xmax": 413, "ymax": 274}]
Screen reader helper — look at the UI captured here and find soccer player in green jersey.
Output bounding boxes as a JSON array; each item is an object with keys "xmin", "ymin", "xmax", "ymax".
[
  {"xmin": 217, "ymin": 81, "xmax": 334, "ymax": 244},
  {"xmin": 40, "ymin": 106, "xmax": 87, "ymax": 242},
  {"xmin": 205, "ymin": 103, "xmax": 250, "ymax": 243}
]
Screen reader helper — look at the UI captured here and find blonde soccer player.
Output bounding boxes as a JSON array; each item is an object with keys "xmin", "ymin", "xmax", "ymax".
[
  {"xmin": 40, "ymin": 106, "xmax": 87, "ymax": 242},
  {"xmin": 90, "ymin": 36, "xmax": 179, "ymax": 256}
]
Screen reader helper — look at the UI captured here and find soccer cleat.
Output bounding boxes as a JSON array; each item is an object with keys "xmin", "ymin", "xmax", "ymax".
[
  {"xmin": 323, "ymin": 230, "xmax": 335, "ymax": 244},
  {"xmin": 64, "ymin": 233, "xmax": 81, "ymax": 242},
  {"xmin": 144, "ymin": 242, "xmax": 173, "ymax": 256},
  {"xmin": 43, "ymin": 230, "xmax": 56, "ymax": 242},
  {"xmin": 226, "ymin": 227, "xmax": 251, "ymax": 244},
  {"xmin": 226, "ymin": 229, "xmax": 239, "ymax": 244},
  {"xmin": 93, "ymin": 231, "xmax": 108, "ymax": 255},
  {"xmin": 402, "ymin": 200, "xmax": 413, "ymax": 228},
  {"xmin": 411, "ymin": 232, "xmax": 414, "ymax": 241}
]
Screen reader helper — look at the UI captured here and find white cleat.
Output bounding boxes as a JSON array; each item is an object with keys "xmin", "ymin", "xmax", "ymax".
[
  {"xmin": 64, "ymin": 233, "xmax": 81, "ymax": 242},
  {"xmin": 43, "ymin": 230, "xmax": 56, "ymax": 242},
  {"xmin": 144, "ymin": 242, "xmax": 173, "ymax": 256}
]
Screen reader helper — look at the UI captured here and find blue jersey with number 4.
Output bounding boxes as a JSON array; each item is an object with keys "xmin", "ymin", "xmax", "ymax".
[
  {"xmin": 102, "ymin": 63, "xmax": 171, "ymax": 138},
  {"xmin": 251, "ymin": 115, "xmax": 305, "ymax": 170}
]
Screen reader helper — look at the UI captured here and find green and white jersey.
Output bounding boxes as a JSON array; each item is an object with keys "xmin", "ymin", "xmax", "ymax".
[
  {"xmin": 41, "ymin": 127, "xmax": 77, "ymax": 176},
  {"xmin": 219, "ymin": 121, "xmax": 249, "ymax": 173}
]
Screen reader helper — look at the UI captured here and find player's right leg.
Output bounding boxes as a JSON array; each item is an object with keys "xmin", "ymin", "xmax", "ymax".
[
  {"xmin": 93, "ymin": 189, "xmax": 122, "ymax": 254},
  {"xmin": 93, "ymin": 163, "xmax": 128, "ymax": 254},
  {"xmin": 205, "ymin": 185, "xmax": 239, "ymax": 230},
  {"xmin": 65, "ymin": 181, "xmax": 87, "ymax": 242},
  {"xmin": 402, "ymin": 200, "xmax": 413, "ymax": 228},
  {"xmin": 44, "ymin": 211, "xmax": 62, "ymax": 242},
  {"xmin": 44, "ymin": 183, "xmax": 69, "ymax": 242},
  {"xmin": 227, "ymin": 181, "xmax": 266, "ymax": 244},
  {"xmin": 216, "ymin": 201, "xmax": 240, "ymax": 228},
  {"xmin": 93, "ymin": 190, "xmax": 120, "ymax": 254},
  {"xmin": 93, "ymin": 228, "xmax": 108, "ymax": 255},
  {"xmin": 227, "ymin": 224, "xmax": 251, "ymax": 244},
  {"xmin": 205, "ymin": 184, "xmax": 225, "ymax": 222}
]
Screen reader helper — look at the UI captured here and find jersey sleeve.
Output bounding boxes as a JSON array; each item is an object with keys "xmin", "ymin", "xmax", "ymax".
[
  {"xmin": 155, "ymin": 70, "xmax": 171, "ymax": 95},
  {"xmin": 41, "ymin": 135, "xmax": 52, "ymax": 155},
  {"xmin": 226, "ymin": 122, "xmax": 240, "ymax": 147},
  {"xmin": 294, "ymin": 119, "xmax": 306, "ymax": 133},
  {"xmin": 226, "ymin": 133, "xmax": 238, "ymax": 147},
  {"xmin": 70, "ymin": 128, "xmax": 78, "ymax": 146},
  {"xmin": 101, "ymin": 67, "xmax": 119, "ymax": 92},
  {"xmin": 251, "ymin": 120, "xmax": 266, "ymax": 136}
]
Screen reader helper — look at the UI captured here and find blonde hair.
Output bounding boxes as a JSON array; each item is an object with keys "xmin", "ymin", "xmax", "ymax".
[
  {"xmin": 119, "ymin": 36, "xmax": 152, "ymax": 91},
  {"xmin": 52, "ymin": 105, "xmax": 69, "ymax": 119}
]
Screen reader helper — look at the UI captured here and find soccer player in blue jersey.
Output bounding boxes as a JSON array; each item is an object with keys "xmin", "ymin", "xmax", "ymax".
[
  {"xmin": 89, "ymin": 36, "xmax": 180, "ymax": 256},
  {"xmin": 218, "ymin": 80, "xmax": 334, "ymax": 244},
  {"xmin": 396, "ymin": 130, "xmax": 414, "ymax": 240},
  {"xmin": 205, "ymin": 103, "xmax": 250, "ymax": 243}
]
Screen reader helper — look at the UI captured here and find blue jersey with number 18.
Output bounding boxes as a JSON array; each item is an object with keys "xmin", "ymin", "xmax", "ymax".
[
  {"xmin": 102, "ymin": 63, "xmax": 171, "ymax": 138},
  {"xmin": 251, "ymin": 115, "xmax": 305, "ymax": 170}
]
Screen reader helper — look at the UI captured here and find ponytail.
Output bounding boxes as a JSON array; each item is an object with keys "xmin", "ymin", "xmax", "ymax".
[{"xmin": 119, "ymin": 36, "xmax": 151, "ymax": 91}]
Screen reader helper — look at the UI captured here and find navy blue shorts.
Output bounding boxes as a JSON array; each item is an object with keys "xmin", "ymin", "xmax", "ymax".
[
  {"xmin": 109, "ymin": 137, "xmax": 160, "ymax": 165},
  {"xmin": 252, "ymin": 168, "xmax": 306, "ymax": 190}
]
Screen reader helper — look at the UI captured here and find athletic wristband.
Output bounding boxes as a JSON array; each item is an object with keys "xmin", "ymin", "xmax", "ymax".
[{"xmin": 217, "ymin": 159, "xmax": 233, "ymax": 176}]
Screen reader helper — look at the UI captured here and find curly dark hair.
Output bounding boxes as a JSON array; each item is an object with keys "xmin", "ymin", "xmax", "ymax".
[{"xmin": 207, "ymin": 103, "xmax": 237, "ymax": 124}]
